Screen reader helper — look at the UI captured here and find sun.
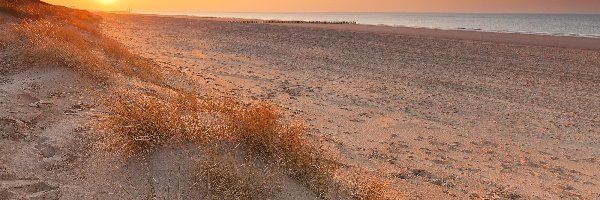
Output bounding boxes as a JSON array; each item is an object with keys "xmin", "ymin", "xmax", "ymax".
[{"xmin": 96, "ymin": 0, "xmax": 116, "ymax": 4}]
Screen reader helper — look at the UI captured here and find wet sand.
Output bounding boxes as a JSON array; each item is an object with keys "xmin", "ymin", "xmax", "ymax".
[{"xmin": 100, "ymin": 13, "xmax": 600, "ymax": 199}]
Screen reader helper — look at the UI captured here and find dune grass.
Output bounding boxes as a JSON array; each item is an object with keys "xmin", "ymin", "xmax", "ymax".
[
  {"xmin": 2, "ymin": 0, "xmax": 164, "ymax": 85},
  {"xmin": 13, "ymin": 20, "xmax": 110, "ymax": 80},
  {"xmin": 0, "ymin": 0, "xmax": 102, "ymax": 34},
  {"xmin": 194, "ymin": 144, "xmax": 281, "ymax": 199},
  {"xmin": 98, "ymin": 89, "xmax": 341, "ymax": 196},
  {"xmin": 99, "ymin": 90, "xmax": 399, "ymax": 199},
  {"xmin": 1, "ymin": 1, "xmax": 401, "ymax": 199}
]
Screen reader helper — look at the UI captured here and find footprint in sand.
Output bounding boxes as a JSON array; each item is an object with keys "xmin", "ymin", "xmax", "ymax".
[
  {"xmin": 0, "ymin": 178, "xmax": 59, "ymax": 200},
  {"xmin": 35, "ymin": 143, "xmax": 57, "ymax": 158}
]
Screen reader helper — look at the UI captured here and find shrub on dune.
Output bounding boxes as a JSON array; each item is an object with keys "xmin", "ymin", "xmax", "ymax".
[
  {"xmin": 0, "ymin": 0, "xmax": 101, "ymax": 34},
  {"xmin": 98, "ymin": 91, "xmax": 186, "ymax": 154},
  {"xmin": 13, "ymin": 20, "xmax": 110, "ymax": 80},
  {"xmin": 194, "ymin": 145, "xmax": 280, "ymax": 199}
]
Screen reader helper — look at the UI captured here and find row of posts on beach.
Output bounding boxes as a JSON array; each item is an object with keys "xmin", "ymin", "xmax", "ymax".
[{"xmin": 228, "ymin": 20, "xmax": 358, "ymax": 25}]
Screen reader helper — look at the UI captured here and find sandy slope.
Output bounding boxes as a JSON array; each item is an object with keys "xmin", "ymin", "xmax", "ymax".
[
  {"xmin": 100, "ymin": 13, "xmax": 600, "ymax": 199},
  {"xmin": 1, "ymin": 9, "xmax": 320, "ymax": 199},
  {"xmin": 0, "ymin": 50, "xmax": 97, "ymax": 198}
]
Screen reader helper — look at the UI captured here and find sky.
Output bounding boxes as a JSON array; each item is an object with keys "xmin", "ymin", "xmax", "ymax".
[{"xmin": 44, "ymin": 0, "xmax": 600, "ymax": 14}]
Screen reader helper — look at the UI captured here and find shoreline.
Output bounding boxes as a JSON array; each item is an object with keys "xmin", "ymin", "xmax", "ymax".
[
  {"xmin": 125, "ymin": 12, "xmax": 600, "ymax": 50},
  {"xmin": 280, "ymin": 22, "xmax": 600, "ymax": 50}
]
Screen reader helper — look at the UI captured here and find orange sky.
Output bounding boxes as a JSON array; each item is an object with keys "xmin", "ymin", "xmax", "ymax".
[{"xmin": 44, "ymin": 0, "xmax": 600, "ymax": 13}]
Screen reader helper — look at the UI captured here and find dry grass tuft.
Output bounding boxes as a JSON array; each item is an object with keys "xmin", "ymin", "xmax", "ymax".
[
  {"xmin": 0, "ymin": 0, "xmax": 101, "ymax": 34},
  {"xmin": 99, "ymin": 88, "xmax": 404, "ymax": 199},
  {"xmin": 99, "ymin": 90, "xmax": 339, "ymax": 196},
  {"xmin": 227, "ymin": 105, "xmax": 338, "ymax": 196},
  {"xmin": 98, "ymin": 90, "xmax": 233, "ymax": 155},
  {"xmin": 13, "ymin": 19, "xmax": 111, "ymax": 80},
  {"xmin": 352, "ymin": 176, "xmax": 401, "ymax": 200},
  {"xmin": 98, "ymin": 90, "xmax": 185, "ymax": 154},
  {"xmin": 2, "ymin": 0, "xmax": 165, "ymax": 85},
  {"xmin": 194, "ymin": 145, "xmax": 280, "ymax": 199},
  {"xmin": 0, "ymin": 0, "xmax": 43, "ymax": 19}
]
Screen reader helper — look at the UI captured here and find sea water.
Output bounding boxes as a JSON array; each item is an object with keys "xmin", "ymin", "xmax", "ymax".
[{"xmin": 141, "ymin": 12, "xmax": 600, "ymax": 38}]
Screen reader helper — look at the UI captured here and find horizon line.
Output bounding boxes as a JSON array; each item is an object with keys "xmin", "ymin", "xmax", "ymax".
[{"xmin": 109, "ymin": 10, "xmax": 600, "ymax": 15}]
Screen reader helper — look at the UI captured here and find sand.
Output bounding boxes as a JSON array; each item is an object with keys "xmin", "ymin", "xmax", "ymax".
[
  {"xmin": 95, "ymin": 13, "xmax": 600, "ymax": 199},
  {"xmin": 2, "ymin": 9, "xmax": 600, "ymax": 198},
  {"xmin": 1, "ymin": 10, "xmax": 320, "ymax": 199}
]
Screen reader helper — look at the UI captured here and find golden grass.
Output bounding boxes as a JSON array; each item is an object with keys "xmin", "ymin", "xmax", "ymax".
[
  {"xmin": 2, "ymin": 0, "xmax": 164, "ymax": 85},
  {"xmin": 194, "ymin": 145, "xmax": 280, "ymax": 199},
  {"xmin": 98, "ymin": 90, "xmax": 405, "ymax": 199},
  {"xmin": 210, "ymin": 100, "xmax": 337, "ymax": 196},
  {"xmin": 98, "ymin": 91, "xmax": 338, "ymax": 197},
  {"xmin": 0, "ymin": 0, "xmax": 101, "ymax": 34},
  {"xmin": 13, "ymin": 20, "xmax": 110, "ymax": 80},
  {"xmin": 6, "ymin": 22, "xmax": 164, "ymax": 85},
  {"xmin": 98, "ymin": 91, "xmax": 184, "ymax": 154},
  {"xmin": 350, "ymin": 174, "xmax": 402, "ymax": 200},
  {"xmin": 226, "ymin": 105, "xmax": 338, "ymax": 196},
  {"xmin": 0, "ymin": 0, "xmax": 40, "ymax": 19}
]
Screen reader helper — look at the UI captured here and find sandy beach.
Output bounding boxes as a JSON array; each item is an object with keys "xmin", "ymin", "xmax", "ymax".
[
  {"xmin": 2, "ymin": 2, "xmax": 600, "ymax": 198},
  {"xmin": 97, "ymin": 13, "xmax": 600, "ymax": 199}
]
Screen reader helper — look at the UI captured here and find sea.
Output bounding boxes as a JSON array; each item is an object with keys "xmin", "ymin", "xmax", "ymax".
[{"xmin": 140, "ymin": 12, "xmax": 600, "ymax": 38}]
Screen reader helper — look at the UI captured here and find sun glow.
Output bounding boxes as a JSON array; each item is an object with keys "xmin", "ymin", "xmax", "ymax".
[
  {"xmin": 96, "ymin": 0, "xmax": 116, "ymax": 5},
  {"xmin": 42, "ymin": 0, "xmax": 600, "ymax": 14}
]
